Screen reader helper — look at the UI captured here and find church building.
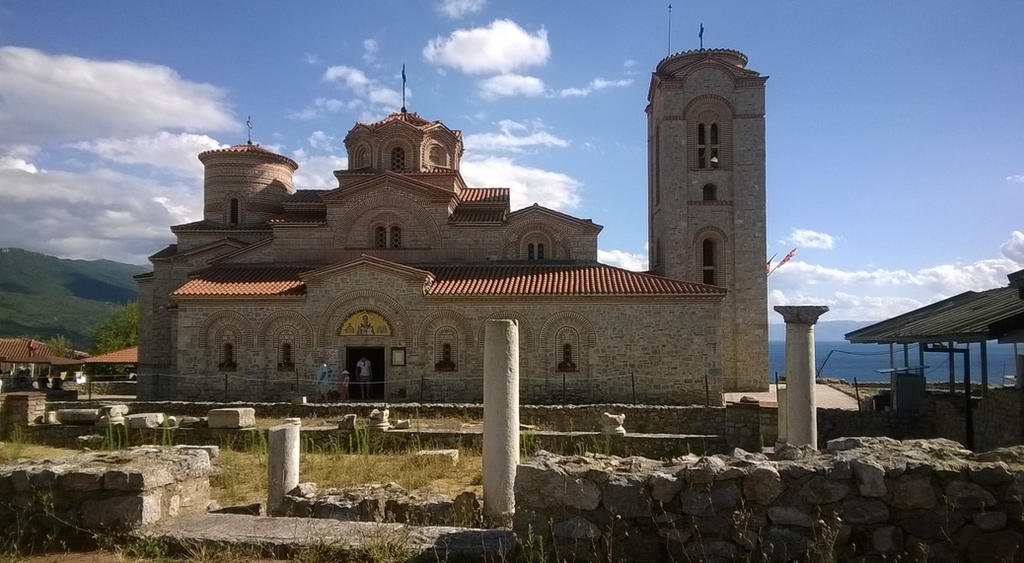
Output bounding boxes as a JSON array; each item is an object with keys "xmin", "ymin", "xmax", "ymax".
[{"xmin": 136, "ymin": 49, "xmax": 768, "ymax": 404}]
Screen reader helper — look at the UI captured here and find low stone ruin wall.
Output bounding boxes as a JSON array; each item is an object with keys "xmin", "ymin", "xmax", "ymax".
[
  {"xmin": 280, "ymin": 482, "xmax": 481, "ymax": 527},
  {"xmin": 513, "ymin": 438, "xmax": 1024, "ymax": 562},
  {"xmin": 0, "ymin": 446, "xmax": 214, "ymax": 548}
]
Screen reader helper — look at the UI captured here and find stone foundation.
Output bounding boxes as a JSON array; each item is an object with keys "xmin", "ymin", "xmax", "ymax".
[
  {"xmin": 280, "ymin": 482, "xmax": 481, "ymax": 527},
  {"xmin": 514, "ymin": 438, "xmax": 1024, "ymax": 561},
  {"xmin": 0, "ymin": 447, "xmax": 213, "ymax": 547}
]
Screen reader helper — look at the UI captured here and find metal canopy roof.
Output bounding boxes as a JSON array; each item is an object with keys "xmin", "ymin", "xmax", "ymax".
[{"xmin": 845, "ymin": 270, "xmax": 1024, "ymax": 344}]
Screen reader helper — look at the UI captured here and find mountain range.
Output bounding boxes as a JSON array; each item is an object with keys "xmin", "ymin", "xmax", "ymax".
[{"xmin": 0, "ymin": 248, "xmax": 148, "ymax": 348}]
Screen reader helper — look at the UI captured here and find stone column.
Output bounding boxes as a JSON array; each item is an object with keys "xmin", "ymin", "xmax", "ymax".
[
  {"xmin": 774, "ymin": 306, "xmax": 829, "ymax": 449},
  {"xmin": 267, "ymin": 417, "xmax": 301, "ymax": 515},
  {"xmin": 483, "ymin": 319, "xmax": 520, "ymax": 526},
  {"xmin": 776, "ymin": 386, "xmax": 788, "ymax": 444}
]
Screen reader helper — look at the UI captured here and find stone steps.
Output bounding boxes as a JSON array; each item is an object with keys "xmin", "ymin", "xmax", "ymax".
[{"xmin": 137, "ymin": 512, "xmax": 516, "ymax": 562}]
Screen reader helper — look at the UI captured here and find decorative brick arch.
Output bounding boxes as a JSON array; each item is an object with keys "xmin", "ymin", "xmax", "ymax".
[
  {"xmin": 199, "ymin": 310, "xmax": 253, "ymax": 348},
  {"xmin": 334, "ymin": 192, "xmax": 442, "ymax": 249},
  {"xmin": 317, "ymin": 289, "xmax": 409, "ymax": 345},
  {"xmin": 474, "ymin": 310, "xmax": 534, "ymax": 349},
  {"xmin": 540, "ymin": 311, "xmax": 597, "ymax": 348},
  {"xmin": 502, "ymin": 222, "xmax": 570, "ymax": 260},
  {"xmin": 378, "ymin": 132, "xmax": 418, "ymax": 172},
  {"xmin": 682, "ymin": 94, "xmax": 737, "ymax": 118},
  {"xmin": 416, "ymin": 310, "xmax": 475, "ymax": 347},
  {"xmin": 257, "ymin": 310, "xmax": 314, "ymax": 348},
  {"xmin": 684, "ymin": 94, "xmax": 734, "ymax": 170}
]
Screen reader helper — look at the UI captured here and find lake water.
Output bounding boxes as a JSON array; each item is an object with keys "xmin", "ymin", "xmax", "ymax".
[{"xmin": 768, "ymin": 340, "xmax": 1021, "ymax": 384}]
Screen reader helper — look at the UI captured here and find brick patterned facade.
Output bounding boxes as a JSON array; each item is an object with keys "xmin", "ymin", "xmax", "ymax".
[{"xmin": 138, "ymin": 52, "xmax": 770, "ymax": 404}]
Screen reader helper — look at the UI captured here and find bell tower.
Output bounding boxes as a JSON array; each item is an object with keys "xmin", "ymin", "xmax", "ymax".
[{"xmin": 647, "ymin": 49, "xmax": 768, "ymax": 392}]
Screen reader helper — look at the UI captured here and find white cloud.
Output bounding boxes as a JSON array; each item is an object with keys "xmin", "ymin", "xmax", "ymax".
[
  {"xmin": 436, "ymin": 0, "xmax": 485, "ymax": 18},
  {"xmin": 769, "ymin": 289, "xmax": 924, "ymax": 321},
  {"xmin": 292, "ymin": 149, "xmax": 347, "ymax": 189},
  {"xmin": 362, "ymin": 39, "xmax": 379, "ymax": 64},
  {"xmin": 289, "ymin": 97, "xmax": 361, "ymax": 120},
  {"xmin": 320, "ymin": 65, "xmax": 405, "ymax": 116},
  {"xmin": 623, "ymin": 59, "xmax": 636, "ymax": 68},
  {"xmin": 478, "ymin": 74, "xmax": 545, "ymax": 100},
  {"xmin": 0, "ymin": 166, "xmax": 200, "ymax": 263},
  {"xmin": 308, "ymin": 131, "xmax": 338, "ymax": 152},
  {"xmin": 67, "ymin": 132, "xmax": 224, "ymax": 179},
  {"xmin": 787, "ymin": 228, "xmax": 836, "ymax": 250},
  {"xmin": 557, "ymin": 77, "xmax": 633, "ymax": 98},
  {"xmin": 464, "ymin": 119, "xmax": 568, "ymax": 152},
  {"xmin": 1006, "ymin": 174, "xmax": 1024, "ymax": 184},
  {"xmin": 599, "ymin": 249, "xmax": 648, "ymax": 272},
  {"xmin": 423, "ymin": 19, "xmax": 549, "ymax": 75},
  {"xmin": 303, "ymin": 53, "xmax": 320, "ymax": 65},
  {"xmin": 0, "ymin": 46, "xmax": 234, "ymax": 144},
  {"xmin": 460, "ymin": 155, "xmax": 581, "ymax": 211},
  {"xmin": 0, "ymin": 145, "xmax": 40, "ymax": 173},
  {"xmin": 1000, "ymin": 230, "xmax": 1024, "ymax": 264}
]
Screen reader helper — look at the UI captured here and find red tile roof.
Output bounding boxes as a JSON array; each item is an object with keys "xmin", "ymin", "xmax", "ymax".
[
  {"xmin": 364, "ymin": 111, "xmax": 435, "ymax": 128},
  {"xmin": 172, "ymin": 266, "xmax": 311, "ymax": 297},
  {"xmin": 171, "ymin": 220, "xmax": 271, "ymax": 233},
  {"xmin": 460, "ymin": 188, "xmax": 509, "ymax": 204},
  {"xmin": 197, "ymin": 143, "xmax": 299, "ymax": 169},
  {"xmin": 168, "ymin": 262, "xmax": 722, "ymax": 298},
  {"xmin": 449, "ymin": 208, "xmax": 507, "ymax": 223},
  {"xmin": 422, "ymin": 264, "xmax": 724, "ymax": 296},
  {"xmin": 0, "ymin": 337, "xmax": 77, "ymax": 365},
  {"xmin": 268, "ymin": 211, "xmax": 327, "ymax": 224},
  {"xmin": 288, "ymin": 190, "xmax": 326, "ymax": 203},
  {"xmin": 82, "ymin": 346, "xmax": 137, "ymax": 364}
]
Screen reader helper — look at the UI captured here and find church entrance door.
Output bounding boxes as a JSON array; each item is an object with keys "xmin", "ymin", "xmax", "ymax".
[{"xmin": 346, "ymin": 347, "xmax": 385, "ymax": 400}]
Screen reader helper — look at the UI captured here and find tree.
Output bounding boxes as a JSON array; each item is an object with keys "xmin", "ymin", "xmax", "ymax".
[
  {"xmin": 92, "ymin": 302, "xmax": 138, "ymax": 354},
  {"xmin": 45, "ymin": 334, "xmax": 74, "ymax": 358}
]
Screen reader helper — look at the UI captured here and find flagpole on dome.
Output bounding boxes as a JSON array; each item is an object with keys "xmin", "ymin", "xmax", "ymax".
[{"xmin": 401, "ymin": 64, "xmax": 407, "ymax": 114}]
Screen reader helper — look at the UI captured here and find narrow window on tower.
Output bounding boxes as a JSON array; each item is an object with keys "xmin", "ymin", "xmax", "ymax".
[
  {"xmin": 220, "ymin": 342, "xmax": 236, "ymax": 371},
  {"xmin": 710, "ymin": 123, "xmax": 720, "ymax": 168},
  {"xmin": 229, "ymin": 198, "xmax": 239, "ymax": 225},
  {"xmin": 537, "ymin": 243, "xmax": 544, "ymax": 260},
  {"xmin": 703, "ymin": 184, "xmax": 717, "ymax": 201},
  {"xmin": 702, "ymin": 239, "xmax": 717, "ymax": 285},
  {"xmin": 697, "ymin": 124, "xmax": 707, "ymax": 168},
  {"xmin": 527, "ymin": 243, "xmax": 535, "ymax": 260},
  {"xmin": 390, "ymin": 226, "xmax": 402, "ymax": 248},
  {"xmin": 279, "ymin": 342, "xmax": 294, "ymax": 371},
  {"xmin": 374, "ymin": 226, "xmax": 387, "ymax": 248}
]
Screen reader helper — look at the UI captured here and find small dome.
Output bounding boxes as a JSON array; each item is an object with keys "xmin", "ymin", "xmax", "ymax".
[
  {"xmin": 198, "ymin": 143, "xmax": 298, "ymax": 170},
  {"xmin": 656, "ymin": 48, "xmax": 749, "ymax": 76}
]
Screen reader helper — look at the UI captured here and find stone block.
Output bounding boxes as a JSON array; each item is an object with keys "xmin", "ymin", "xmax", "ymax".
[
  {"xmin": 767, "ymin": 505, "xmax": 813, "ymax": 527},
  {"xmin": 945, "ymin": 480, "xmax": 997, "ymax": 512},
  {"xmin": 851, "ymin": 458, "xmax": 886, "ymax": 497},
  {"xmin": 126, "ymin": 413, "xmax": 166, "ymax": 429},
  {"xmin": 801, "ymin": 475, "xmax": 849, "ymax": 504},
  {"xmin": 207, "ymin": 408, "xmax": 255, "ymax": 429},
  {"xmin": 743, "ymin": 465, "xmax": 783, "ymax": 505},
  {"xmin": 603, "ymin": 476, "xmax": 651, "ymax": 518},
  {"xmin": 81, "ymin": 491, "xmax": 162, "ymax": 529},
  {"xmin": 176, "ymin": 445, "xmax": 220, "ymax": 460},
  {"xmin": 56, "ymin": 408, "xmax": 100, "ymax": 425},
  {"xmin": 57, "ymin": 469, "xmax": 104, "ymax": 492},
  {"xmin": 843, "ymin": 498, "xmax": 889, "ymax": 524}
]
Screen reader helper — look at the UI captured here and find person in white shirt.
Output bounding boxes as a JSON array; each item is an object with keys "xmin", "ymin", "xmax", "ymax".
[{"xmin": 356, "ymin": 356, "xmax": 372, "ymax": 399}]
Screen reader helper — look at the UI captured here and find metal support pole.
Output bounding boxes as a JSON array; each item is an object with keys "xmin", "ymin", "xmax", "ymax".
[
  {"xmin": 918, "ymin": 343, "xmax": 925, "ymax": 376},
  {"xmin": 903, "ymin": 343, "xmax": 910, "ymax": 368},
  {"xmin": 562, "ymin": 372, "xmax": 567, "ymax": 404},
  {"xmin": 980, "ymin": 341, "xmax": 988, "ymax": 396},
  {"xmin": 223, "ymin": 372, "xmax": 228, "ymax": 402},
  {"xmin": 854, "ymin": 377, "xmax": 862, "ymax": 411},
  {"xmin": 88, "ymin": 373, "xmax": 92, "ymax": 401},
  {"xmin": 632, "ymin": 372, "xmax": 638, "ymax": 404},
  {"xmin": 965, "ymin": 346, "xmax": 974, "ymax": 450},
  {"xmin": 419, "ymin": 373, "xmax": 424, "ymax": 402},
  {"xmin": 703, "ymin": 370, "xmax": 709, "ymax": 406},
  {"xmin": 948, "ymin": 341, "xmax": 956, "ymax": 394}
]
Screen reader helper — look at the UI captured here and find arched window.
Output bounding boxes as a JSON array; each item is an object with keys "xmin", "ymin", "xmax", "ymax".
[
  {"xmin": 536, "ymin": 243, "xmax": 544, "ymax": 260},
  {"xmin": 390, "ymin": 146, "xmax": 406, "ymax": 171},
  {"xmin": 528, "ymin": 243, "xmax": 535, "ymax": 260},
  {"xmin": 429, "ymin": 145, "xmax": 447, "ymax": 167},
  {"xmin": 281, "ymin": 343, "xmax": 292, "ymax": 364},
  {"xmin": 229, "ymin": 198, "xmax": 239, "ymax": 225},
  {"xmin": 702, "ymin": 184, "xmax": 717, "ymax": 201},
  {"xmin": 356, "ymin": 147, "xmax": 369, "ymax": 168},
  {"xmin": 697, "ymin": 122, "xmax": 720, "ymax": 169},
  {"xmin": 374, "ymin": 226, "xmax": 387, "ymax": 249},
  {"xmin": 220, "ymin": 342, "xmax": 236, "ymax": 371},
  {"xmin": 702, "ymin": 239, "xmax": 717, "ymax": 285},
  {"xmin": 557, "ymin": 343, "xmax": 577, "ymax": 372},
  {"xmin": 434, "ymin": 327, "xmax": 458, "ymax": 371},
  {"xmin": 390, "ymin": 226, "xmax": 402, "ymax": 249}
]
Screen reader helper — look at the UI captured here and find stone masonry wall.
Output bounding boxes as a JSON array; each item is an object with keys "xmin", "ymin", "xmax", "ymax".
[
  {"xmin": 0, "ymin": 446, "xmax": 213, "ymax": 547},
  {"xmin": 514, "ymin": 438, "xmax": 1024, "ymax": 562},
  {"xmin": 0, "ymin": 392, "xmax": 46, "ymax": 438}
]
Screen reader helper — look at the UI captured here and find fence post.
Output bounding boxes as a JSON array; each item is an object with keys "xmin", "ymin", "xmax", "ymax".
[
  {"xmin": 562, "ymin": 372, "xmax": 567, "ymax": 404},
  {"xmin": 419, "ymin": 373, "xmax": 425, "ymax": 402},
  {"xmin": 631, "ymin": 372, "xmax": 636, "ymax": 404},
  {"xmin": 223, "ymin": 372, "xmax": 228, "ymax": 402}
]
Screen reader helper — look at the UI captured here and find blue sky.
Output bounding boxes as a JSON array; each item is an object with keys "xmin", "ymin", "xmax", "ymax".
[{"xmin": 0, "ymin": 1, "xmax": 1021, "ymax": 321}]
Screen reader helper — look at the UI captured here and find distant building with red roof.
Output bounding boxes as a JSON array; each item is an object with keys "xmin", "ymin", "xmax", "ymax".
[{"xmin": 138, "ymin": 50, "xmax": 768, "ymax": 403}]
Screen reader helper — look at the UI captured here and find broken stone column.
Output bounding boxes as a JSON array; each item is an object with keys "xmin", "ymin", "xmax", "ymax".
[
  {"xmin": 483, "ymin": 318, "xmax": 520, "ymax": 526},
  {"xmin": 774, "ymin": 305, "xmax": 829, "ymax": 449},
  {"xmin": 776, "ymin": 386, "xmax": 788, "ymax": 444},
  {"xmin": 267, "ymin": 417, "xmax": 301, "ymax": 516}
]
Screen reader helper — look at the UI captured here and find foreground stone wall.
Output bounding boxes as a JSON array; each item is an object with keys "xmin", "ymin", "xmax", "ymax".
[
  {"xmin": 514, "ymin": 438, "xmax": 1024, "ymax": 562},
  {"xmin": 0, "ymin": 447, "xmax": 213, "ymax": 547}
]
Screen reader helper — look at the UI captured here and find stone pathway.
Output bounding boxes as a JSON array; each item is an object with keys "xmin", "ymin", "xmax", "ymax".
[
  {"xmin": 724, "ymin": 383, "xmax": 858, "ymax": 410},
  {"xmin": 139, "ymin": 513, "xmax": 515, "ymax": 562}
]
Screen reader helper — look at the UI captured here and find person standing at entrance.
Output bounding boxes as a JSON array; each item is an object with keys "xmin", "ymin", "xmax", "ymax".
[
  {"xmin": 356, "ymin": 356, "xmax": 372, "ymax": 400},
  {"xmin": 316, "ymin": 362, "xmax": 331, "ymax": 402}
]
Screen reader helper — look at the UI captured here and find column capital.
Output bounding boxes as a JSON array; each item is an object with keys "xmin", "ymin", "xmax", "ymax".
[{"xmin": 774, "ymin": 305, "xmax": 829, "ymax": 325}]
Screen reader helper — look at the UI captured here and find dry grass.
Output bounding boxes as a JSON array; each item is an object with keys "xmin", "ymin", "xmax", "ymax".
[
  {"xmin": 210, "ymin": 448, "xmax": 482, "ymax": 507},
  {"xmin": 0, "ymin": 442, "xmax": 79, "ymax": 464}
]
